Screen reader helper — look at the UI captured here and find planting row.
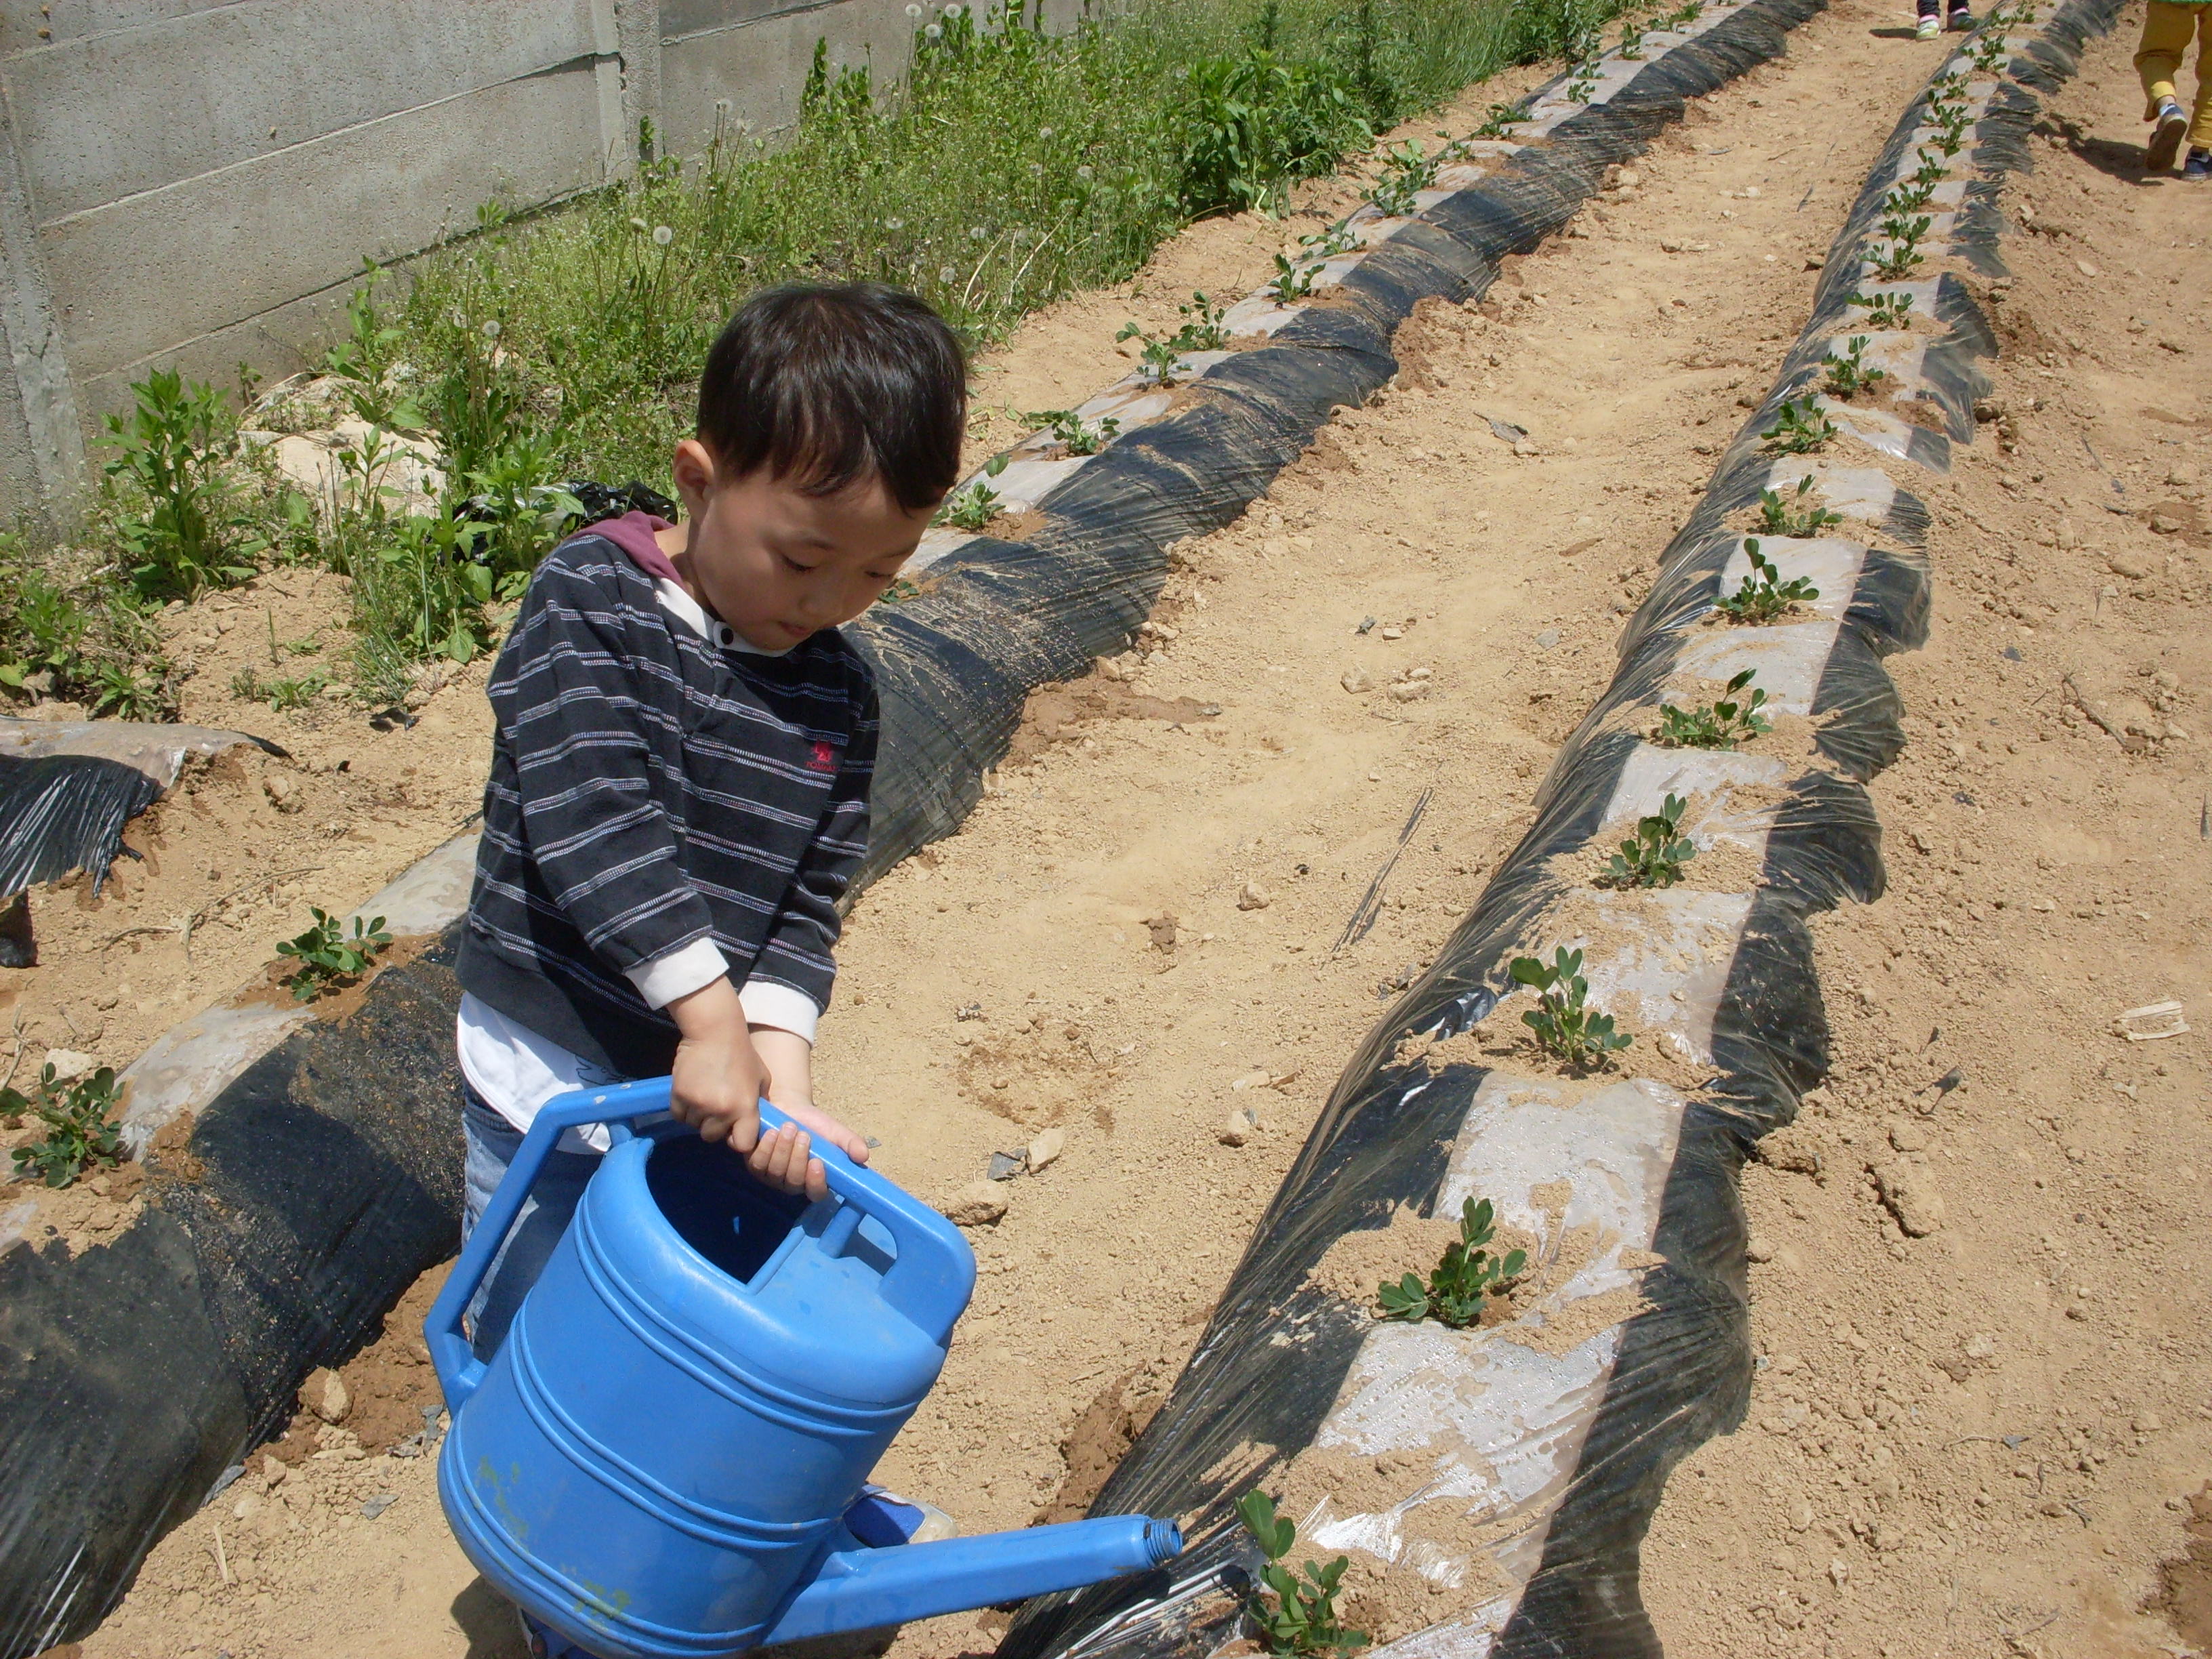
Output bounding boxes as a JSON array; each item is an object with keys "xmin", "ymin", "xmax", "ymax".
[{"xmin": 993, "ymin": 3, "xmax": 2120, "ymax": 1658}]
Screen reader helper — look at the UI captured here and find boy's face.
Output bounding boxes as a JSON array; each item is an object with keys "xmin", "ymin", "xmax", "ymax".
[{"xmin": 671, "ymin": 438, "xmax": 935, "ymax": 651}]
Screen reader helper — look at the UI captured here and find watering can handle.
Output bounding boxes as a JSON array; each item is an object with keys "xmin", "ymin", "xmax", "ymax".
[{"xmin": 425, "ymin": 1077, "xmax": 973, "ymax": 1415}]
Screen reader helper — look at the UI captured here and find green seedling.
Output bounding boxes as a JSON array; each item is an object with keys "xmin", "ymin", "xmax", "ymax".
[
  {"xmin": 1667, "ymin": 1, "xmax": 1706, "ymax": 24},
  {"xmin": 1566, "ymin": 60, "xmax": 1602, "ymax": 104},
  {"xmin": 1910, "ymin": 149, "xmax": 1950, "ymax": 186},
  {"xmin": 1027, "ymin": 409, "xmax": 1121, "ymax": 455},
  {"xmin": 1618, "ymin": 20, "xmax": 1647, "ymax": 58},
  {"xmin": 1848, "ymin": 288, "xmax": 1917, "ymax": 331},
  {"xmin": 230, "ymin": 665, "xmax": 329, "ymax": 711},
  {"xmin": 1868, "ymin": 239, "xmax": 1925, "ymax": 282},
  {"xmin": 4, "ymin": 1062, "xmax": 126, "ymax": 1189},
  {"xmin": 91, "ymin": 663, "xmax": 171, "ymax": 721},
  {"xmin": 1372, "ymin": 140, "xmax": 1437, "ymax": 216},
  {"xmin": 1473, "ymin": 100, "xmax": 1528, "ymax": 138},
  {"xmin": 1879, "ymin": 209, "xmax": 1933, "ymax": 248},
  {"xmin": 1883, "ymin": 176, "xmax": 1938, "ymax": 216},
  {"xmin": 277, "ymin": 907, "xmax": 393, "ymax": 1002},
  {"xmin": 1656, "ymin": 667, "xmax": 1772, "ymax": 749},
  {"xmin": 1300, "ymin": 218, "xmax": 1361, "ymax": 258},
  {"xmin": 1602, "ymin": 792, "xmax": 1698, "ymax": 889},
  {"xmin": 936, "ymin": 479, "xmax": 1003, "ymax": 531},
  {"xmin": 1821, "ymin": 335, "xmax": 1889, "ymax": 400},
  {"xmin": 1117, "ymin": 293, "xmax": 1229, "ymax": 385},
  {"xmin": 1269, "ymin": 253, "xmax": 1324, "ymax": 302},
  {"xmin": 1757, "ymin": 476, "xmax": 1845, "ymax": 538},
  {"xmin": 1509, "ymin": 945, "xmax": 1633, "ymax": 1068},
  {"xmin": 1762, "ymin": 398, "xmax": 1839, "ymax": 455},
  {"xmin": 1235, "ymin": 1491, "xmax": 1368, "ymax": 1658},
  {"xmin": 1715, "ymin": 537, "xmax": 1821, "ymax": 624},
  {"xmin": 1376, "ymin": 1195, "xmax": 1530, "ymax": 1325}
]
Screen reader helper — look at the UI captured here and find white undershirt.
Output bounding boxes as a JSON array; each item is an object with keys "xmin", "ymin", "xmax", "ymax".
[{"xmin": 456, "ymin": 573, "xmax": 819, "ymax": 1147}]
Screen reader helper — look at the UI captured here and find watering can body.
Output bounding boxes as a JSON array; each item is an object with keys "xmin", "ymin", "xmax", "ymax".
[{"xmin": 426, "ymin": 1079, "xmax": 1179, "ymax": 1659}]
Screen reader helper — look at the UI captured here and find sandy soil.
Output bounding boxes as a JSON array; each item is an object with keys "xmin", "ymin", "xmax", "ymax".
[{"xmin": 39, "ymin": 4, "xmax": 2212, "ymax": 1657}]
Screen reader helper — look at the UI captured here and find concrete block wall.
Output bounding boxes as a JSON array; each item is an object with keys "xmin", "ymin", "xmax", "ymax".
[{"xmin": 0, "ymin": 0, "xmax": 914, "ymax": 533}]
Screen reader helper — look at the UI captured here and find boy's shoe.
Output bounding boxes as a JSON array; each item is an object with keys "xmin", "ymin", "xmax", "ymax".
[
  {"xmin": 1946, "ymin": 5, "xmax": 1973, "ymax": 27},
  {"xmin": 1917, "ymin": 14, "xmax": 1941, "ymax": 39},
  {"xmin": 2148, "ymin": 97, "xmax": 2190, "ymax": 171},
  {"xmin": 2186, "ymin": 148, "xmax": 2212, "ymax": 179}
]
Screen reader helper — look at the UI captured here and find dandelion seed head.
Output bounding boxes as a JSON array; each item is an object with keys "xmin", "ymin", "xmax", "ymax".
[
  {"xmin": 886, "ymin": 217, "xmax": 905, "ymax": 231},
  {"xmin": 1076, "ymin": 164, "xmax": 1094, "ymax": 180},
  {"xmin": 714, "ymin": 98, "xmax": 733, "ymax": 115},
  {"xmin": 482, "ymin": 319, "xmax": 501, "ymax": 339},
  {"xmin": 924, "ymin": 21, "xmax": 941, "ymax": 37},
  {"xmin": 629, "ymin": 216, "xmax": 649, "ymax": 232},
  {"xmin": 448, "ymin": 308, "xmax": 468, "ymax": 329},
  {"xmin": 1039, "ymin": 125, "xmax": 1054, "ymax": 139},
  {"xmin": 653, "ymin": 224, "xmax": 674, "ymax": 245},
  {"xmin": 941, "ymin": 2, "xmax": 964, "ymax": 15}
]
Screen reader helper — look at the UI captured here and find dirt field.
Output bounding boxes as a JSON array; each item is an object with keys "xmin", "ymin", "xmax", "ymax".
[{"xmin": 31, "ymin": 2, "xmax": 2212, "ymax": 1656}]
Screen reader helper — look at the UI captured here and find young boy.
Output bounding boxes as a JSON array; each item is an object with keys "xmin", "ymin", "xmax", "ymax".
[
  {"xmin": 454, "ymin": 282, "xmax": 966, "ymax": 1358},
  {"xmin": 2139, "ymin": 0, "xmax": 2212, "ymax": 175}
]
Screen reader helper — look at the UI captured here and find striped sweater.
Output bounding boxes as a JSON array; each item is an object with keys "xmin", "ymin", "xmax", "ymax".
[{"xmin": 455, "ymin": 514, "xmax": 878, "ymax": 1080}]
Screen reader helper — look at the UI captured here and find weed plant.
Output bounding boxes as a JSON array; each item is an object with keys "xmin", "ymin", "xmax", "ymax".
[
  {"xmin": 0, "ymin": 537, "xmax": 176, "ymax": 716},
  {"xmin": 1601, "ymin": 792, "xmax": 1696, "ymax": 888},
  {"xmin": 3, "ymin": 1063, "xmax": 125, "ymax": 1189},
  {"xmin": 1820, "ymin": 335, "xmax": 1888, "ymax": 400},
  {"xmin": 1762, "ymin": 398, "xmax": 1839, "ymax": 455},
  {"xmin": 1235, "ymin": 1491, "xmax": 1367, "ymax": 1657},
  {"xmin": 1376, "ymin": 1195, "xmax": 1528, "ymax": 1324},
  {"xmin": 1715, "ymin": 537, "xmax": 1820, "ymax": 623},
  {"xmin": 1509, "ymin": 945, "xmax": 1631, "ymax": 1067},
  {"xmin": 277, "ymin": 908, "xmax": 393, "ymax": 1001},
  {"xmin": 1370, "ymin": 138, "xmax": 1438, "ymax": 215},
  {"xmin": 1656, "ymin": 667, "xmax": 1771, "ymax": 748},
  {"xmin": 1757, "ymin": 476, "xmax": 1844, "ymax": 537}
]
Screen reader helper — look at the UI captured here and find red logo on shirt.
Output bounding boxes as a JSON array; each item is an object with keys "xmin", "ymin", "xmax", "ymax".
[{"xmin": 809, "ymin": 740, "xmax": 839, "ymax": 773}]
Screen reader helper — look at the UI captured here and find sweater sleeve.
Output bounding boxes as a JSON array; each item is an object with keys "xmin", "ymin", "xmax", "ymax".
[
  {"xmin": 745, "ymin": 676, "xmax": 878, "ymax": 1016},
  {"xmin": 491, "ymin": 552, "xmax": 718, "ymax": 981}
]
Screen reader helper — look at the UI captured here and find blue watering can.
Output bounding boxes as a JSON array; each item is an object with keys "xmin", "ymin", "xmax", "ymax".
[{"xmin": 426, "ymin": 1078, "xmax": 1182, "ymax": 1659}]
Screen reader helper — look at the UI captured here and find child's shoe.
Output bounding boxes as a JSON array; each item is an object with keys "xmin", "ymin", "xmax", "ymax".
[
  {"xmin": 1946, "ymin": 5, "xmax": 1973, "ymax": 27},
  {"xmin": 2186, "ymin": 148, "xmax": 2212, "ymax": 179},
  {"xmin": 2148, "ymin": 96, "xmax": 2190, "ymax": 171},
  {"xmin": 1916, "ymin": 13, "xmax": 1940, "ymax": 39}
]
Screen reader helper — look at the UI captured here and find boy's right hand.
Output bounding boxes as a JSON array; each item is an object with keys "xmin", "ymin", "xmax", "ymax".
[{"xmin": 666, "ymin": 977, "xmax": 775, "ymax": 1146}]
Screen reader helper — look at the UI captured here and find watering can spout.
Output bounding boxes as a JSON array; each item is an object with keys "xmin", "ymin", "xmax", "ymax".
[{"xmin": 760, "ymin": 1515, "xmax": 1183, "ymax": 1647}]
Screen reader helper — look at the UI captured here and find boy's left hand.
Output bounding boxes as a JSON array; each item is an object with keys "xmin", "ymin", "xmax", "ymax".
[{"xmin": 748, "ymin": 1027, "xmax": 871, "ymax": 1204}]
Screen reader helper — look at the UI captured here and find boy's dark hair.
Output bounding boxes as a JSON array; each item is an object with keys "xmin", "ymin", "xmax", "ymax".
[{"xmin": 697, "ymin": 282, "xmax": 966, "ymax": 513}]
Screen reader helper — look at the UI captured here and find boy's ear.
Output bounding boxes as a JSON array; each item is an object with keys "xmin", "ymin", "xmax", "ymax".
[{"xmin": 672, "ymin": 438, "xmax": 718, "ymax": 503}]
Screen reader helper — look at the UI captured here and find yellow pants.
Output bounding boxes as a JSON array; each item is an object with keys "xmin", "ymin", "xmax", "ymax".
[{"xmin": 2138, "ymin": 0, "xmax": 2212, "ymax": 147}]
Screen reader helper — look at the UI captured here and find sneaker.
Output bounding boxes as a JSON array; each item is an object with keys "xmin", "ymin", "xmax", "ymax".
[
  {"xmin": 2186, "ymin": 148, "xmax": 2212, "ymax": 178},
  {"xmin": 1946, "ymin": 5, "xmax": 1973, "ymax": 27},
  {"xmin": 1916, "ymin": 14, "xmax": 1940, "ymax": 39},
  {"xmin": 2149, "ymin": 97, "xmax": 2190, "ymax": 170}
]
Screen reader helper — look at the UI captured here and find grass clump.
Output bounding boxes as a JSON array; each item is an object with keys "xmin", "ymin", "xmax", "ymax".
[
  {"xmin": 1235, "ymin": 1490, "xmax": 1368, "ymax": 1657},
  {"xmin": 3, "ymin": 1063, "xmax": 126, "ymax": 1189},
  {"xmin": 277, "ymin": 908, "xmax": 393, "ymax": 1002},
  {"xmin": 1510, "ymin": 945, "xmax": 1631, "ymax": 1068},
  {"xmin": 1757, "ymin": 476, "xmax": 1843, "ymax": 538},
  {"xmin": 1376, "ymin": 1195, "xmax": 1527, "ymax": 1324},
  {"xmin": 1656, "ymin": 666, "xmax": 1771, "ymax": 749},
  {"xmin": 1601, "ymin": 792, "xmax": 1696, "ymax": 888},
  {"xmin": 1715, "ymin": 537, "xmax": 1820, "ymax": 625}
]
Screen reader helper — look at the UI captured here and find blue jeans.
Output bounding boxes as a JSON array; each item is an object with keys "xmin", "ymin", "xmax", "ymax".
[{"xmin": 460, "ymin": 1084, "xmax": 603, "ymax": 1364}]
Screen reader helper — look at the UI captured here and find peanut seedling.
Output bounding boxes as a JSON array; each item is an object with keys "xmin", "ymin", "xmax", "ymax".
[
  {"xmin": 1821, "ymin": 335, "xmax": 1889, "ymax": 400},
  {"xmin": 1026, "ymin": 409, "xmax": 1120, "ymax": 455},
  {"xmin": 1656, "ymin": 667, "xmax": 1772, "ymax": 749},
  {"xmin": 1757, "ymin": 476, "xmax": 1845, "ymax": 537},
  {"xmin": 1601, "ymin": 792, "xmax": 1698, "ymax": 888},
  {"xmin": 1848, "ymin": 289, "xmax": 1916, "ymax": 331},
  {"xmin": 1376, "ymin": 1196, "xmax": 1529, "ymax": 1325},
  {"xmin": 1473, "ymin": 101, "xmax": 1528, "ymax": 139},
  {"xmin": 1300, "ymin": 218, "xmax": 1361, "ymax": 258},
  {"xmin": 3, "ymin": 1062, "xmax": 125, "ymax": 1189},
  {"xmin": 1372, "ymin": 140, "xmax": 1437, "ymax": 216},
  {"xmin": 1715, "ymin": 537, "xmax": 1821, "ymax": 624},
  {"xmin": 1235, "ymin": 1492, "xmax": 1368, "ymax": 1658},
  {"xmin": 1883, "ymin": 176, "xmax": 1938, "ymax": 216},
  {"xmin": 1509, "ymin": 945, "xmax": 1633, "ymax": 1068},
  {"xmin": 1762, "ymin": 399, "xmax": 1839, "ymax": 455},
  {"xmin": 277, "ymin": 907, "xmax": 394, "ymax": 1001},
  {"xmin": 1269, "ymin": 253, "xmax": 1324, "ymax": 303}
]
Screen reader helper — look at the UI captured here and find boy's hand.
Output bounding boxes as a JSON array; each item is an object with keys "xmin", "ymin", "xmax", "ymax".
[
  {"xmin": 667, "ymin": 983, "xmax": 869, "ymax": 1204},
  {"xmin": 748, "ymin": 1026, "xmax": 871, "ymax": 1204}
]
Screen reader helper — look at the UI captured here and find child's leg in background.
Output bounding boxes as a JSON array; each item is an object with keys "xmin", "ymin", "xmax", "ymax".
[
  {"xmin": 2189, "ymin": 4, "xmax": 2212, "ymax": 152},
  {"xmin": 1916, "ymin": 0, "xmax": 1942, "ymax": 38},
  {"xmin": 2138, "ymin": 2, "xmax": 2198, "ymax": 123},
  {"xmin": 461, "ymin": 1084, "xmax": 601, "ymax": 1361}
]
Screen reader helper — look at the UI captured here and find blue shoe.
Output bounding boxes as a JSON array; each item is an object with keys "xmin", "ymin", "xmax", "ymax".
[
  {"xmin": 2186, "ymin": 148, "xmax": 2212, "ymax": 179},
  {"xmin": 2149, "ymin": 98, "xmax": 2190, "ymax": 171}
]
